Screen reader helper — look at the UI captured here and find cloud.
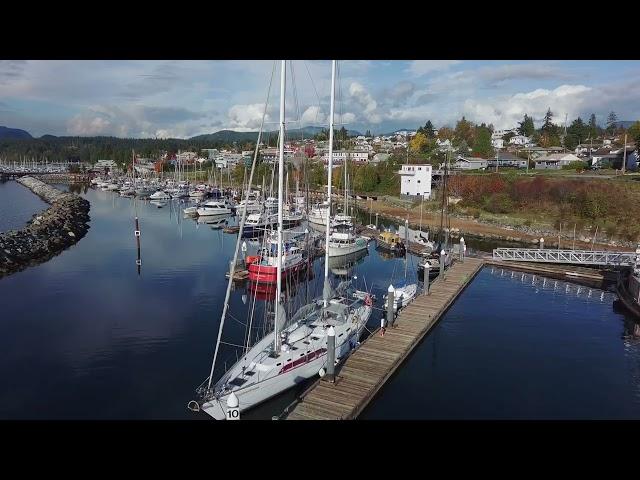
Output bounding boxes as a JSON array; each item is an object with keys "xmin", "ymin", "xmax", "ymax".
[
  {"xmin": 477, "ymin": 63, "xmax": 570, "ymax": 87},
  {"xmin": 462, "ymin": 84, "xmax": 593, "ymax": 129},
  {"xmin": 227, "ymin": 103, "xmax": 270, "ymax": 130},
  {"xmin": 0, "ymin": 60, "xmax": 27, "ymax": 84},
  {"xmin": 406, "ymin": 60, "xmax": 461, "ymax": 77},
  {"xmin": 348, "ymin": 82, "xmax": 382, "ymax": 123},
  {"xmin": 382, "ymin": 81, "xmax": 415, "ymax": 107},
  {"xmin": 67, "ymin": 114, "xmax": 112, "ymax": 136}
]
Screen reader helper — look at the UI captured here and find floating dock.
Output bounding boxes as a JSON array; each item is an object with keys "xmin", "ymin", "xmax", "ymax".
[{"xmin": 281, "ymin": 257, "xmax": 484, "ymax": 420}]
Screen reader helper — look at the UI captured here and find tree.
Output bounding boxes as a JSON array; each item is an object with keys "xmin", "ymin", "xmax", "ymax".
[
  {"xmin": 606, "ymin": 111, "xmax": 618, "ymax": 135},
  {"xmin": 588, "ymin": 113, "xmax": 598, "ymax": 139},
  {"xmin": 454, "ymin": 117, "xmax": 475, "ymax": 146},
  {"xmin": 365, "ymin": 129, "xmax": 372, "ymax": 138},
  {"xmin": 627, "ymin": 121, "xmax": 640, "ymax": 146},
  {"xmin": 518, "ymin": 114, "xmax": 535, "ymax": 137},
  {"xmin": 437, "ymin": 126, "xmax": 455, "ymax": 141},
  {"xmin": 417, "ymin": 120, "xmax": 435, "ymax": 138},
  {"xmin": 456, "ymin": 139, "xmax": 470, "ymax": 157},
  {"xmin": 409, "ymin": 132, "xmax": 431, "ymax": 154},
  {"xmin": 542, "ymin": 108, "xmax": 554, "ymax": 132},
  {"xmin": 472, "ymin": 127, "xmax": 493, "ymax": 158}
]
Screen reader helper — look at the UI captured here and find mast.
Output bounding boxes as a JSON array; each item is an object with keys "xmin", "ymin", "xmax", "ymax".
[
  {"xmin": 323, "ymin": 60, "xmax": 337, "ymax": 306},
  {"xmin": 274, "ymin": 59, "xmax": 286, "ymax": 352},
  {"xmin": 206, "ymin": 60, "xmax": 276, "ymax": 390}
]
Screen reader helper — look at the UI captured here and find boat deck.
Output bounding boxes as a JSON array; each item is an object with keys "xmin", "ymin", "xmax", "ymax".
[{"xmin": 281, "ymin": 257, "xmax": 484, "ymax": 420}]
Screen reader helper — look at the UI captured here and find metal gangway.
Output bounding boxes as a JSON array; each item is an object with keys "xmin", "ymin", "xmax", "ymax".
[{"xmin": 492, "ymin": 248, "xmax": 636, "ymax": 267}]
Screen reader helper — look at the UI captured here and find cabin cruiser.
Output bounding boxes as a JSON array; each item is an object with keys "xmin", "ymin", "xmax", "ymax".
[
  {"xmin": 418, "ymin": 249, "xmax": 453, "ymax": 279},
  {"xmin": 196, "ymin": 199, "xmax": 235, "ymax": 216},
  {"xmin": 328, "ymin": 223, "xmax": 368, "ymax": 258},
  {"xmin": 242, "ymin": 212, "xmax": 278, "ymax": 237},
  {"xmin": 150, "ymin": 190, "xmax": 171, "ymax": 200},
  {"xmin": 377, "ymin": 231, "xmax": 405, "ymax": 254},
  {"xmin": 308, "ymin": 202, "xmax": 330, "ymax": 226}
]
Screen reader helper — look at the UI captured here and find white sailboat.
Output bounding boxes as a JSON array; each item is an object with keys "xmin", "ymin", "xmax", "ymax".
[{"xmin": 190, "ymin": 60, "xmax": 372, "ymax": 420}]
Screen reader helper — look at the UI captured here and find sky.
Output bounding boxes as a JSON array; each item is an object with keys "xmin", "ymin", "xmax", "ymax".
[{"xmin": 1, "ymin": 60, "xmax": 639, "ymax": 138}]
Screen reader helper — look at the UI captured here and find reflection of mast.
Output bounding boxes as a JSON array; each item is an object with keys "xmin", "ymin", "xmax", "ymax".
[
  {"xmin": 133, "ymin": 149, "xmax": 142, "ymax": 276},
  {"xmin": 135, "ymin": 216, "xmax": 141, "ymax": 276}
]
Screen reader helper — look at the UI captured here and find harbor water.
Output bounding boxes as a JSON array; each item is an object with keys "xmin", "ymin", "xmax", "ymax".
[{"xmin": 1, "ymin": 182, "xmax": 639, "ymax": 419}]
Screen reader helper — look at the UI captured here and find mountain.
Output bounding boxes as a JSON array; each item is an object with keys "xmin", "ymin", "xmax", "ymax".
[
  {"xmin": 0, "ymin": 126, "xmax": 33, "ymax": 139},
  {"xmin": 189, "ymin": 126, "xmax": 362, "ymax": 143}
]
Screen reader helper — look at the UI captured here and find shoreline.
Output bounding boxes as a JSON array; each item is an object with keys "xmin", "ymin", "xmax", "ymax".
[
  {"xmin": 355, "ymin": 198, "xmax": 636, "ymax": 252},
  {"xmin": 0, "ymin": 177, "xmax": 91, "ymax": 279}
]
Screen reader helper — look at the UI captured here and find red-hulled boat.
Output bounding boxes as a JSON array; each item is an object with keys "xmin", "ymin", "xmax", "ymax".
[{"xmin": 246, "ymin": 235, "xmax": 308, "ymax": 284}]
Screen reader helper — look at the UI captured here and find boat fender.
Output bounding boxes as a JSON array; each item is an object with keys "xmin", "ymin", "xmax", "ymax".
[
  {"xmin": 245, "ymin": 255, "xmax": 260, "ymax": 265},
  {"xmin": 318, "ymin": 368, "xmax": 326, "ymax": 378}
]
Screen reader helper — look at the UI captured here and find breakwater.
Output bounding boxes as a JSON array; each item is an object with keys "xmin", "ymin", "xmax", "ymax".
[{"xmin": 0, "ymin": 177, "xmax": 90, "ymax": 278}]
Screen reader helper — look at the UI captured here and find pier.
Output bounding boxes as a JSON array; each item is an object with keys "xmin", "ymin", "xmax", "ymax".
[{"xmin": 281, "ymin": 257, "xmax": 484, "ymax": 420}]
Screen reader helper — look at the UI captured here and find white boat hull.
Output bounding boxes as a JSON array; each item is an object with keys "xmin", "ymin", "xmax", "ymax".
[{"xmin": 328, "ymin": 241, "xmax": 368, "ymax": 258}]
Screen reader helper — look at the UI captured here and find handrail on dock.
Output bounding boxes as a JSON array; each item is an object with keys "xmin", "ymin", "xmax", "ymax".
[{"xmin": 492, "ymin": 248, "xmax": 635, "ymax": 266}]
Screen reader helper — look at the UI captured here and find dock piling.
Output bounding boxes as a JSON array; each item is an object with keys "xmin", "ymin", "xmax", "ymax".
[
  {"xmin": 387, "ymin": 284, "xmax": 395, "ymax": 328},
  {"xmin": 326, "ymin": 327, "xmax": 336, "ymax": 382}
]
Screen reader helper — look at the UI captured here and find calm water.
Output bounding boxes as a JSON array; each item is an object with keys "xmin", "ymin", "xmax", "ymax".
[
  {"xmin": 0, "ymin": 180, "xmax": 49, "ymax": 231},
  {"xmin": 362, "ymin": 267, "xmax": 640, "ymax": 419},
  {"xmin": 1, "ymin": 182, "xmax": 639, "ymax": 419}
]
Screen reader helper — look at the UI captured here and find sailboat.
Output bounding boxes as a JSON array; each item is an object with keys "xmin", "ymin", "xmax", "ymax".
[
  {"xmin": 384, "ymin": 221, "xmax": 417, "ymax": 312},
  {"xmin": 418, "ymin": 150, "xmax": 453, "ymax": 278},
  {"xmin": 189, "ymin": 60, "xmax": 372, "ymax": 420}
]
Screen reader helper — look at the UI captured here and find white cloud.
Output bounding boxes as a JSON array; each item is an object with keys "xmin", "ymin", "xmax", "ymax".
[
  {"xmin": 227, "ymin": 103, "xmax": 270, "ymax": 130},
  {"xmin": 348, "ymin": 82, "xmax": 382, "ymax": 123},
  {"xmin": 406, "ymin": 60, "xmax": 461, "ymax": 77},
  {"xmin": 462, "ymin": 84, "xmax": 593, "ymax": 129},
  {"xmin": 67, "ymin": 114, "xmax": 112, "ymax": 136}
]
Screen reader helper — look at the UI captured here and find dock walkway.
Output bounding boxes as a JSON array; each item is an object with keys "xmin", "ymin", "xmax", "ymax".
[{"xmin": 283, "ymin": 257, "xmax": 484, "ymax": 420}]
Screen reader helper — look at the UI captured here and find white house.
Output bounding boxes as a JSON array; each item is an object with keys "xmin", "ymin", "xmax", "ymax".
[
  {"xmin": 398, "ymin": 164, "xmax": 432, "ymax": 198},
  {"xmin": 491, "ymin": 138, "xmax": 505, "ymax": 149},
  {"xmin": 509, "ymin": 135, "xmax": 531, "ymax": 146},
  {"xmin": 452, "ymin": 157, "xmax": 488, "ymax": 170},
  {"xmin": 321, "ymin": 150, "xmax": 369, "ymax": 165},
  {"xmin": 94, "ymin": 159, "xmax": 117, "ymax": 171},
  {"xmin": 176, "ymin": 151, "xmax": 197, "ymax": 162},
  {"xmin": 436, "ymin": 138, "xmax": 454, "ymax": 152}
]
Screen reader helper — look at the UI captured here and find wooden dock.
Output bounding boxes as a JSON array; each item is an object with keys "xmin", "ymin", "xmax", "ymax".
[{"xmin": 282, "ymin": 257, "xmax": 484, "ymax": 420}]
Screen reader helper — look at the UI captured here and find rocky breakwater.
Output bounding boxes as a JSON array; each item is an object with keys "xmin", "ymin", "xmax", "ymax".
[{"xmin": 0, "ymin": 177, "xmax": 90, "ymax": 278}]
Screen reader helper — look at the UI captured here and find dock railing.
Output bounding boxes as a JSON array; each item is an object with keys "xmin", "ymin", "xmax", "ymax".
[{"xmin": 492, "ymin": 248, "xmax": 635, "ymax": 266}]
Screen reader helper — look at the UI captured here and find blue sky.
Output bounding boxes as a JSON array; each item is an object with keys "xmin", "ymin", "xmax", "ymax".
[{"xmin": 1, "ymin": 60, "xmax": 639, "ymax": 138}]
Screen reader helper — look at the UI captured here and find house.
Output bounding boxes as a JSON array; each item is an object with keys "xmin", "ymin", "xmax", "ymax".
[
  {"xmin": 201, "ymin": 148, "xmax": 220, "ymax": 160},
  {"xmin": 398, "ymin": 164, "xmax": 432, "ymax": 198},
  {"xmin": 533, "ymin": 153, "xmax": 582, "ymax": 170},
  {"xmin": 321, "ymin": 150, "xmax": 369, "ymax": 165},
  {"xmin": 509, "ymin": 135, "xmax": 531, "ymax": 146},
  {"xmin": 176, "ymin": 151, "xmax": 197, "ymax": 163},
  {"xmin": 451, "ymin": 157, "xmax": 488, "ymax": 170},
  {"xmin": 491, "ymin": 138, "xmax": 505, "ymax": 149},
  {"xmin": 93, "ymin": 159, "xmax": 117, "ymax": 172},
  {"xmin": 487, "ymin": 151, "xmax": 528, "ymax": 169},
  {"xmin": 370, "ymin": 152, "xmax": 390, "ymax": 164},
  {"xmin": 436, "ymin": 138, "xmax": 454, "ymax": 152}
]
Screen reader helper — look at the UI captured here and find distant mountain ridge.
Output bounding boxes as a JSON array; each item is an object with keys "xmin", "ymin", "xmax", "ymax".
[
  {"xmin": 0, "ymin": 126, "xmax": 33, "ymax": 139},
  {"xmin": 189, "ymin": 126, "xmax": 362, "ymax": 143}
]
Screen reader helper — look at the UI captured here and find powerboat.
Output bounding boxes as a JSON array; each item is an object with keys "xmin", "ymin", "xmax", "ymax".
[{"xmin": 196, "ymin": 200, "xmax": 235, "ymax": 216}]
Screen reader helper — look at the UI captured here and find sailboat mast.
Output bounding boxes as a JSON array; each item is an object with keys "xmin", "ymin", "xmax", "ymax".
[
  {"xmin": 324, "ymin": 60, "xmax": 337, "ymax": 287},
  {"xmin": 274, "ymin": 59, "xmax": 286, "ymax": 352}
]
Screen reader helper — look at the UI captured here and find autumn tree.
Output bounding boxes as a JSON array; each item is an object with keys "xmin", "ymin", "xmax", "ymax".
[
  {"xmin": 454, "ymin": 117, "xmax": 475, "ymax": 146},
  {"xmin": 437, "ymin": 126, "xmax": 455, "ymax": 141}
]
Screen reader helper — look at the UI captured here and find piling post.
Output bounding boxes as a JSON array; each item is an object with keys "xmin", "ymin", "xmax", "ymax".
[
  {"xmin": 440, "ymin": 249, "xmax": 445, "ymax": 280},
  {"xmin": 375, "ymin": 212, "xmax": 379, "ymax": 230},
  {"xmin": 459, "ymin": 236, "xmax": 465, "ymax": 262},
  {"xmin": 387, "ymin": 284, "xmax": 395, "ymax": 328},
  {"xmin": 540, "ymin": 237, "xmax": 544, "ymax": 250},
  {"xmin": 241, "ymin": 240, "xmax": 247, "ymax": 262},
  {"xmin": 425, "ymin": 264, "xmax": 430, "ymax": 294},
  {"xmin": 326, "ymin": 326, "xmax": 336, "ymax": 382}
]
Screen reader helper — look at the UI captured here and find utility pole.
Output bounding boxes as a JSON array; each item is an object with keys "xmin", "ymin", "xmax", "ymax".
[{"xmin": 622, "ymin": 133, "xmax": 627, "ymax": 174}]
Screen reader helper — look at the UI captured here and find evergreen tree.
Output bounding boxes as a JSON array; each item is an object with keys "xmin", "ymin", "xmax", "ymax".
[
  {"xmin": 542, "ymin": 108, "xmax": 554, "ymax": 132},
  {"xmin": 606, "ymin": 111, "xmax": 618, "ymax": 135},
  {"xmin": 517, "ymin": 114, "xmax": 535, "ymax": 137},
  {"xmin": 471, "ymin": 127, "xmax": 493, "ymax": 158}
]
